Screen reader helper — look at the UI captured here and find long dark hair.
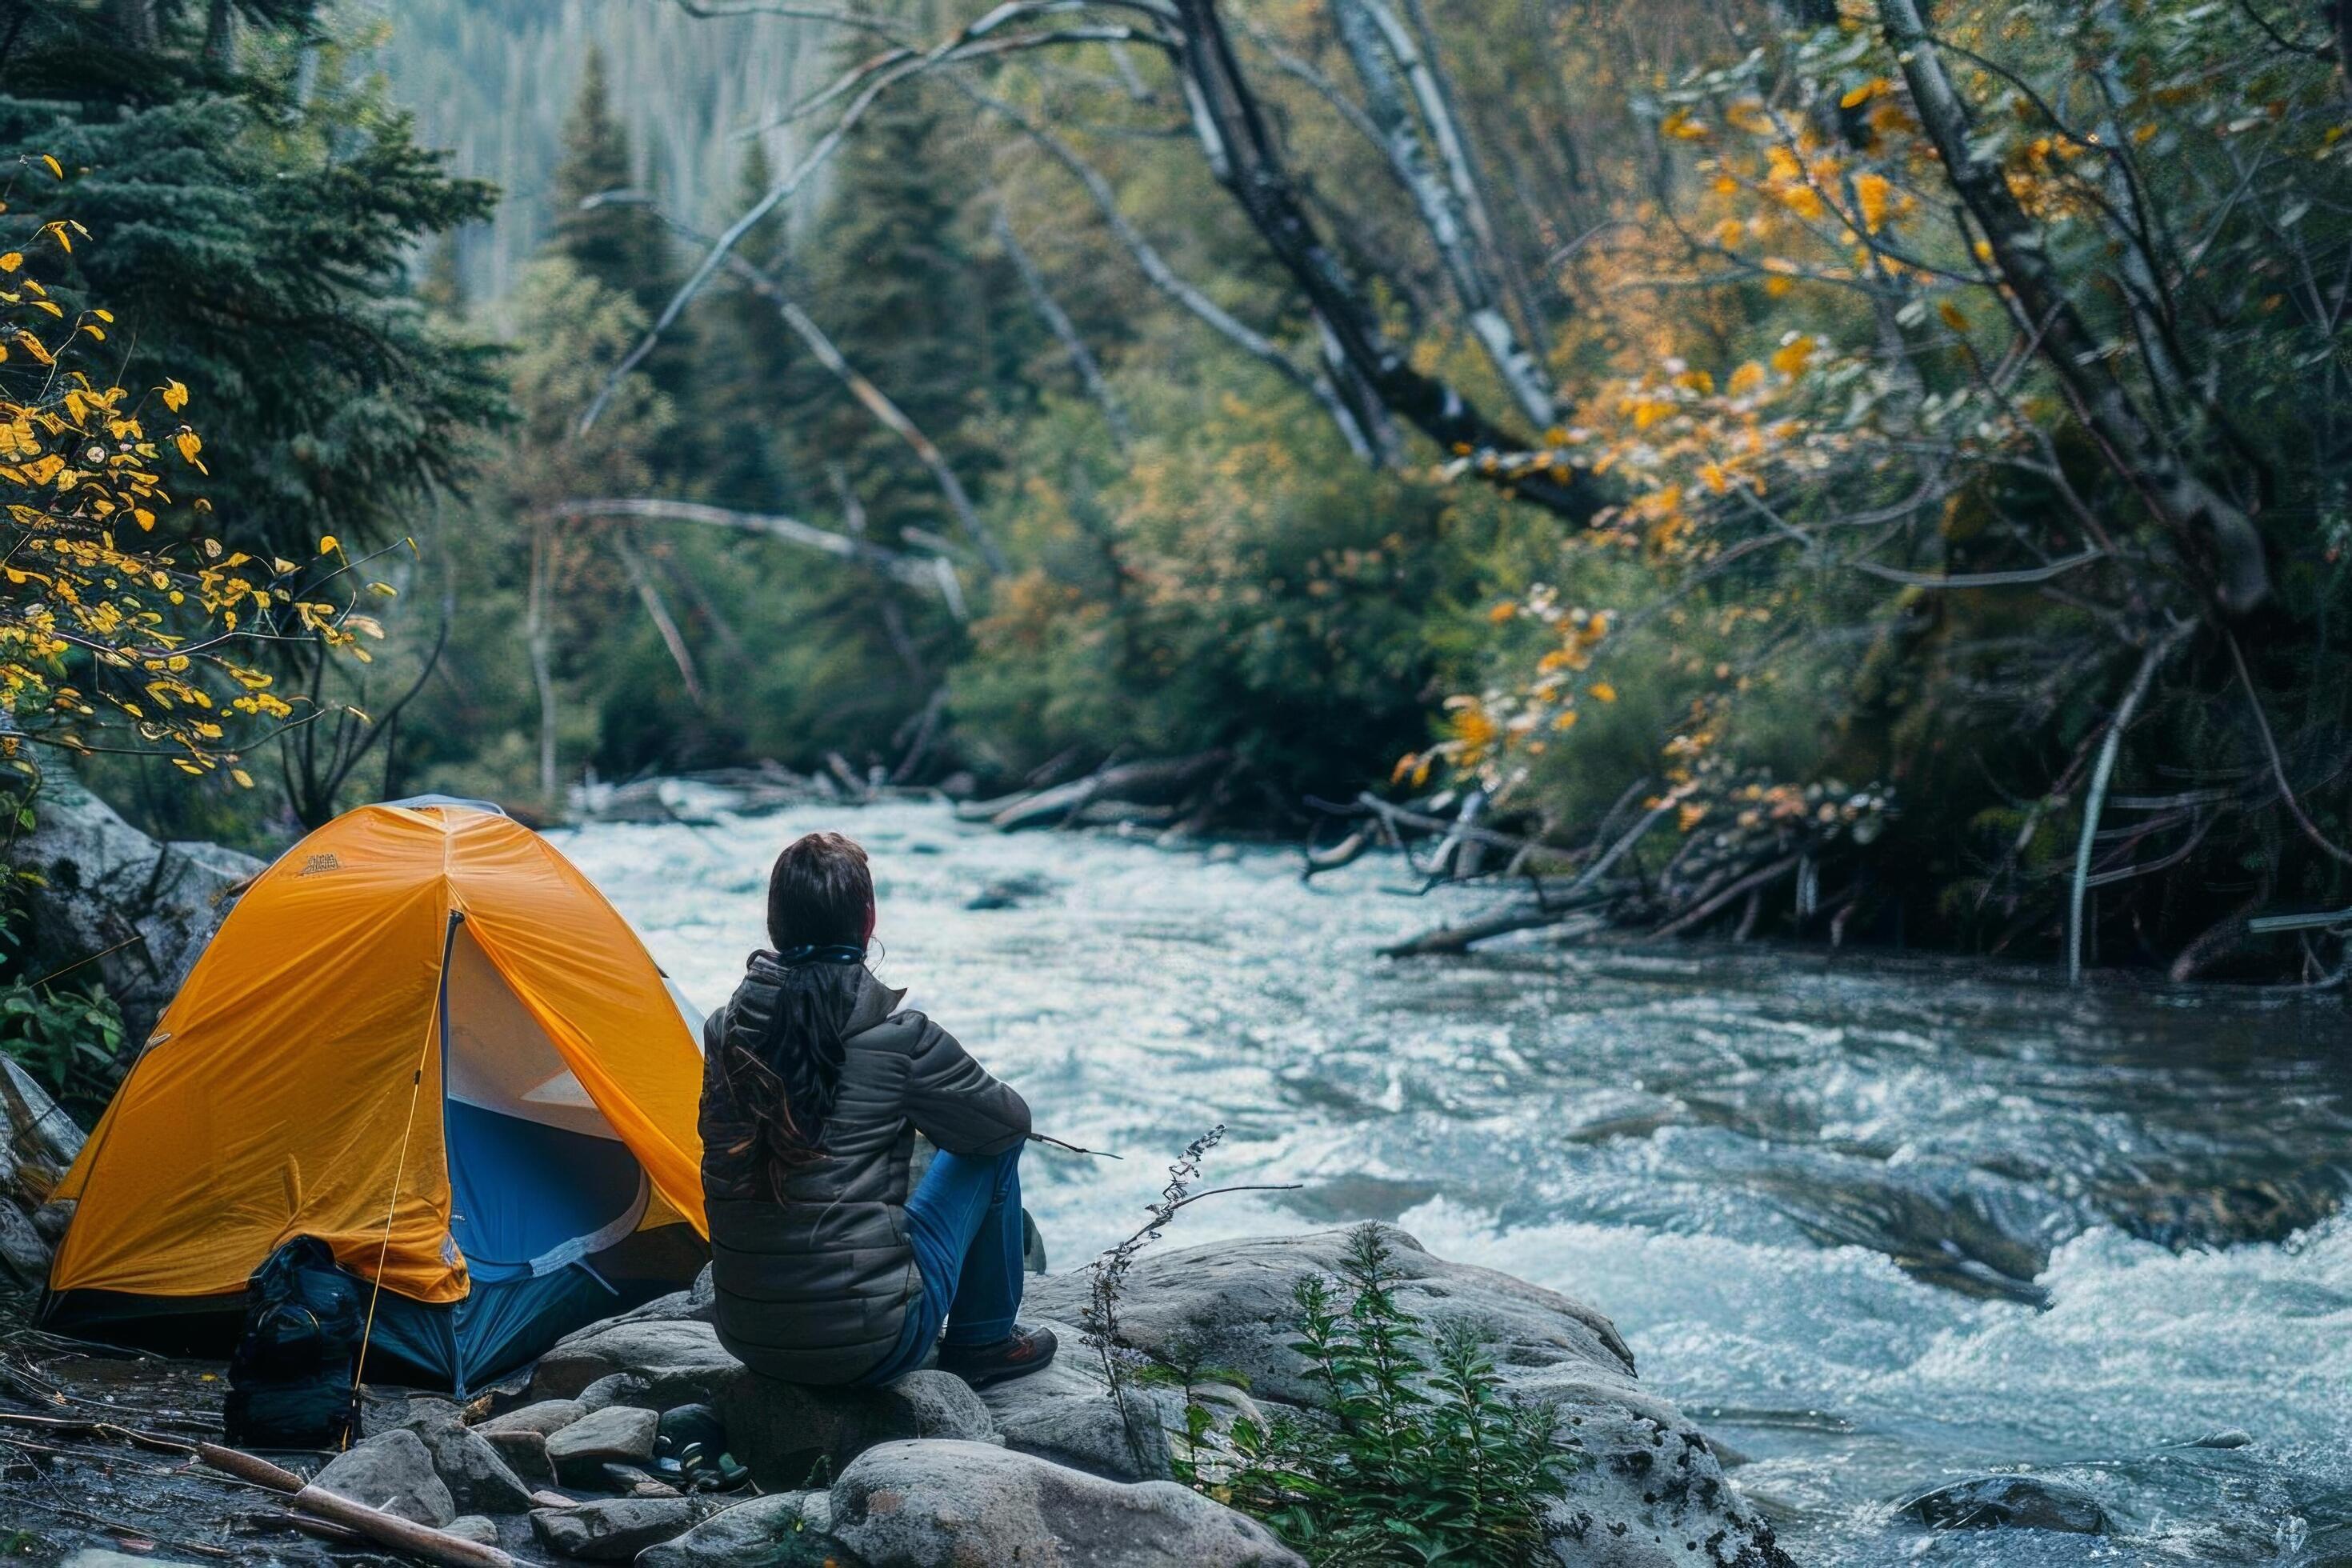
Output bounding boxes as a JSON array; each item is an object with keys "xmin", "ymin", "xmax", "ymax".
[{"xmin": 723, "ymin": 832, "xmax": 874, "ymax": 1189}]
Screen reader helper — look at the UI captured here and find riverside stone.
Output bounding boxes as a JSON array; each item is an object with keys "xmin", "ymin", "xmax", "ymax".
[
  {"xmin": 478, "ymin": 1425, "xmax": 555, "ymax": 1487},
  {"xmin": 1901, "ymin": 1474, "xmax": 2113, "ymax": 1534},
  {"xmin": 826, "ymin": 1438, "xmax": 1301, "ymax": 1566},
  {"xmin": 530, "ymin": 1319, "xmax": 736, "ymax": 1406},
  {"xmin": 477, "ymin": 1398, "xmax": 585, "ymax": 1438},
  {"xmin": 636, "ymin": 1493, "xmax": 842, "ymax": 1568},
  {"xmin": 1021, "ymin": 1224, "xmax": 1791, "ymax": 1568},
  {"xmin": 545, "ymin": 1405, "xmax": 658, "ymax": 1486},
  {"xmin": 576, "ymin": 1370, "xmax": 655, "ymax": 1412},
  {"xmin": 714, "ymin": 1366, "xmax": 997, "ymax": 1490},
  {"xmin": 309, "ymin": 1429, "xmax": 456, "ymax": 1526},
  {"xmin": 0, "ymin": 1060, "xmax": 81, "ymax": 1287},
  {"xmin": 381, "ymin": 1399, "xmax": 535, "ymax": 1514},
  {"xmin": 442, "ymin": 1517, "xmax": 502, "ymax": 1546},
  {"xmin": 530, "ymin": 1496, "xmax": 702, "ymax": 1560},
  {"xmin": 6, "ymin": 770, "xmax": 264, "ymax": 1046}
]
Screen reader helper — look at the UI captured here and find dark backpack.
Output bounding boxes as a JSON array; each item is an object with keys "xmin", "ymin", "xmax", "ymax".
[{"xmin": 222, "ymin": 1235, "xmax": 364, "ymax": 1450}]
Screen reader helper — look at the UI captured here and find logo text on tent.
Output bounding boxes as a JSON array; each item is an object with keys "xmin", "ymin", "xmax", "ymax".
[{"xmin": 297, "ymin": 853, "xmax": 342, "ymax": 877}]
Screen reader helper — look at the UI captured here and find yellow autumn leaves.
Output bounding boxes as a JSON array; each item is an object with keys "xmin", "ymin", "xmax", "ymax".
[{"xmin": 0, "ymin": 186, "xmax": 370, "ymax": 786}]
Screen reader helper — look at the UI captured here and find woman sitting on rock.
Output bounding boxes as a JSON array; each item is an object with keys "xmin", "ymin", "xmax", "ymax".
[{"xmin": 698, "ymin": 830, "xmax": 1056, "ymax": 1389}]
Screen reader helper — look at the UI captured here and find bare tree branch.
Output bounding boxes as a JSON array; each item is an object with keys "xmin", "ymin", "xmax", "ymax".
[
  {"xmin": 587, "ymin": 190, "xmax": 1010, "ymax": 572},
  {"xmin": 553, "ymin": 497, "xmax": 968, "ymax": 617},
  {"xmin": 612, "ymin": 529, "xmax": 708, "ymax": 707},
  {"xmin": 1877, "ymin": 0, "xmax": 2270, "ymax": 613},
  {"xmin": 579, "ymin": 3, "xmax": 1178, "ymax": 439},
  {"xmin": 991, "ymin": 202, "xmax": 1135, "ymax": 448},
  {"xmin": 1850, "ymin": 547, "xmax": 2104, "ymax": 589},
  {"xmin": 951, "ymin": 79, "xmax": 1380, "ymax": 457}
]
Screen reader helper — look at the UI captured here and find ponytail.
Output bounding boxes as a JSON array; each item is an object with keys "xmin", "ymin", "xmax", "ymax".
[{"xmin": 721, "ymin": 834, "xmax": 874, "ymax": 1192}]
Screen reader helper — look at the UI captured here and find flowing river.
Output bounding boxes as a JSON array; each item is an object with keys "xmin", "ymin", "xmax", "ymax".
[{"xmin": 563, "ymin": 796, "xmax": 2351, "ymax": 1566}]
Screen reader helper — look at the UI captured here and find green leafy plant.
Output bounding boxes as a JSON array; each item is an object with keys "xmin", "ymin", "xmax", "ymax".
[
  {"xmin": 1186, "ymin": 1224, "xmax": 1575, "ymax": 1566},
  {"xmin": 0, "ymin": 978, "xmax": 124, "ymax": 1109}
]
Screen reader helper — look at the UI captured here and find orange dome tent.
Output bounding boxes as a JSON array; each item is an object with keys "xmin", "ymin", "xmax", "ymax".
[{"xmin": 42, "ymin": 797, "xmax": 710, "ymax": 1391}]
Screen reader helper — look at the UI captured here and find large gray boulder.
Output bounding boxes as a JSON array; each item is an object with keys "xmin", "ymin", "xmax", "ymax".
[
  {"xmin": 636, "ymin": 1493, "xmax": 844, "ymax": 1568},
  {"xmin": 6, "ymin": 770, "xmax": 264, "ymax": 1047},
  {"xmin": 545, "ymin": 1404, "xmax": 659, "ymax": 1487},
  {"xmin": 530, "ymin": 1496, "xmax": 704, "ymax": 1559},
  {"xmin": 378, "ymin": 1398, "xmax": 536, "ymax": 1515},
  {"xmin": 530, "ymin": 1318, "xmax": 737, "ymax": 1406},
  {"xmin": 830, "ymin": 1439, "xmax": 1299, "ymax": 1566},
  {"xmin": 974, "ymin": 1318, "xmax": 1185, "ymax": 1482},
  {"xmin": 0, "ymin": 1057, "xmax": 84, "ymax": 1286},
  {"xmin": 310, "ymin": 1429, "xmax": 457, "ymax": 1526},
  {"xmin": 643, "ymin": 1441, "xmax": 1299, "ymax": 1568},
  {"xmin": 714, "ymin": 1366, "xmax": 997, "ymax": 1491},
  {"xmin": 1021, "ymin": 1225, "xmax": 1790, "ymax": 1568}
]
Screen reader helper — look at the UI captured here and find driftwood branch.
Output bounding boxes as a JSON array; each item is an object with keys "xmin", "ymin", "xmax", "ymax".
[
  {"xmin": 964, "ymin": 750, "xmax": 1234, "ymax": 830},
  {"xmin": 193, "ymin": 1442, "xmax": 515, "ymax": 1568}
]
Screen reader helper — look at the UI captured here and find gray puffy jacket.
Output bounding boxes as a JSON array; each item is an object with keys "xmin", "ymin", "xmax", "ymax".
[{"xmin": 698, "ymin": 957, "xmax": 1030, "ymax": 1384}]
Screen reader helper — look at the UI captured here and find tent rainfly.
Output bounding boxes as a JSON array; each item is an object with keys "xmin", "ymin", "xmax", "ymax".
[{"xmin": 42, "ymin": 797, "xmax": 710, "ymax": 1392}]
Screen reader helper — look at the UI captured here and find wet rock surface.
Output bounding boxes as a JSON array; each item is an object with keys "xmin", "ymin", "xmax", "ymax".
[
  {"xmin": 714, "ymin": 1365, "xmax": 998, "ymax": 1490},
  {"xmin": 1900, "ymin": 1473, "xmax": 2114, "ymax": 1534},
  {"xmin": 530, "ymin": 1494, "xmax": 706, "ymax": 1559},
  {"xmin": 5, "ymin": 769, "xmax": 263, "ymax": 1047},
  {"xmin": 579, "ymin": 1223, "xmax": 1786, "ymax": 1567},
  {"xmin": 1022, "ymin": 1226, "xmax": 1790, "ymax": 1568},
  {"xmin": 544, "ymin": 1403, "xmax": 659, "ymax": 1486},
  {"xmin": 530, "ymin": 1318, "xmax": 737, "ymax": 1406},
  {"xmin": 369, "ymin": 1394, "xmax": 537, "ymax": 1514},
  {"xmin": 309, "ymin": 1429, "xmax": 456, "ymax": 1526},
  {"xmin": 643, "ymin": 1439, "xmax": 1300, "ymax": 1568}
]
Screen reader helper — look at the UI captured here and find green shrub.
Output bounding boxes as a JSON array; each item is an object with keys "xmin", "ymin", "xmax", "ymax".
[
  {"xmin": 1185, "ymin": 1225, "xmax": 1576, "ymax": 1566},
  {"xmin": 0, "ymin": 979, "xmax": 125, "ymax": 1114}
]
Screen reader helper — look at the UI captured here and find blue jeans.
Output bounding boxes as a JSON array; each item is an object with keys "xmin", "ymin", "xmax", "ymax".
[{"xmin": 856, "ymin": 1143, "xmax": 1026, "ymax": 1385}]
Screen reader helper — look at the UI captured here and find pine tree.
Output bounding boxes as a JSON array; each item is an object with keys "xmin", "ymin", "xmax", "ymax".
[
  {"xmin": 547, "ymin": 43, "xmax": 700, "ymax": 485},
  {"xmin": 0, "ymin": 2, "xmax": 504, "ymax": 563},
  {"xmin": 786, "ymin": 86, "xmax": 986, "ymax": 555},
  {"xmin": 549, "ymin": 46, "xmax": 679, "ymax": 322},
  {"xmin": 693, "ymin": 138, "xmax": 795, "ymax": 510}
]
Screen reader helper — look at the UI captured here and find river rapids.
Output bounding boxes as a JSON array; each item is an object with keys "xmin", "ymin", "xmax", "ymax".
[{"xmin": 563, "ymin": 795, "xmax": 2351, "ymax": 1566}]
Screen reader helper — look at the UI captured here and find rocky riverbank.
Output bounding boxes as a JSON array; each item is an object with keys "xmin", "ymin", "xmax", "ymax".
[{"xmin": 0, "ymin": 1223, "xmax": 1791, "ymax": 1566}]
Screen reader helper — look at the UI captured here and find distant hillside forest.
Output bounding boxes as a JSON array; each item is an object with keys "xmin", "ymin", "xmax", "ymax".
[{"xmin": 5, "ymin": 0, "xmax": 2350, "ymax": 982}]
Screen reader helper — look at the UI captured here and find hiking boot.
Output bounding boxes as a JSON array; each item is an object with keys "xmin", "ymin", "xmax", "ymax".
[{"xmin": 938, "ymin": 1323, "xmax": 1058, "ymax": 1388}]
